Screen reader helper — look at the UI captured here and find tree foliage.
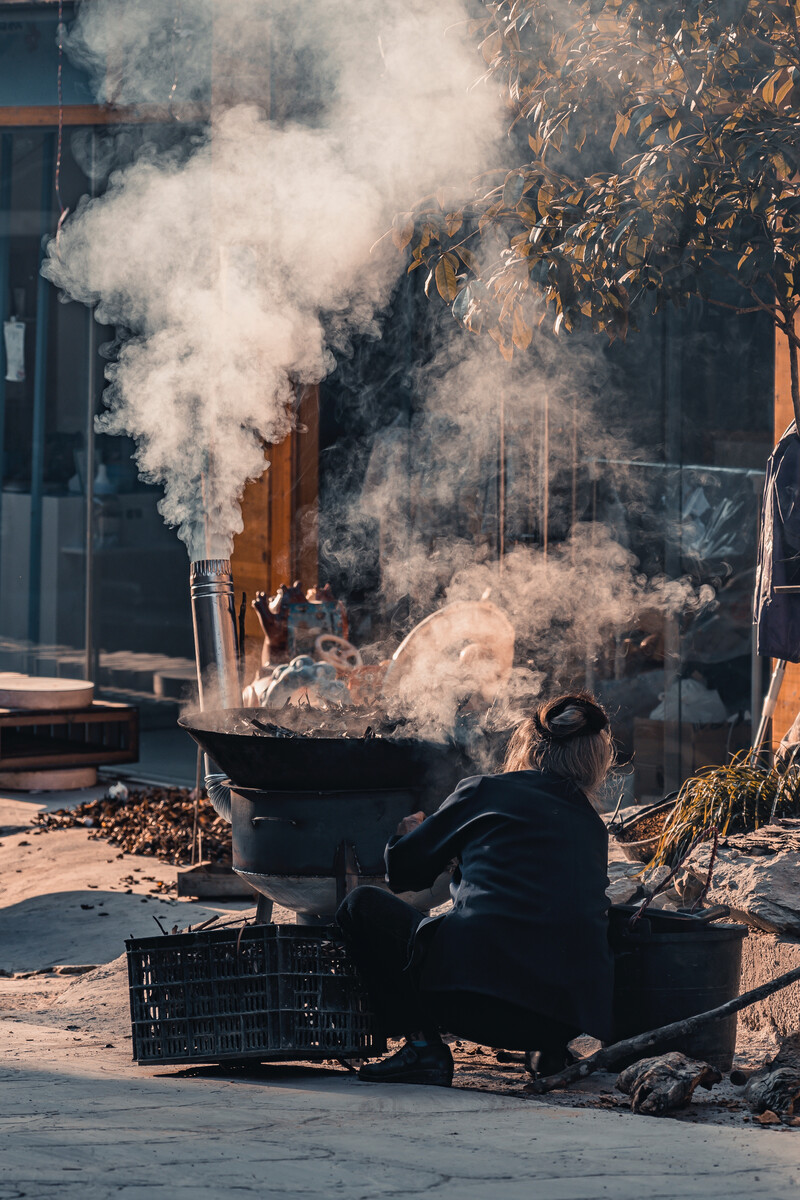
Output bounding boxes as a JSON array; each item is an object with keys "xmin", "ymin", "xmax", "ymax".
[{"xmin": 403, "ymin": 0, "xmax": 800, "ymax": 420}]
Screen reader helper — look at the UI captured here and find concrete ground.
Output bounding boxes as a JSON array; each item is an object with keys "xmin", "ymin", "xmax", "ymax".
[{"xmin": 2, "ymin": 780, "xmax": 799, "ymax": 1200}]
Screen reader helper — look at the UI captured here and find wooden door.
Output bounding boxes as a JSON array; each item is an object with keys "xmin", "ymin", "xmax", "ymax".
[
  {"xmin": 231, "ymin": 385, "xmax": 319, "ymax": 677},
  {"xmin": 772, "ymin": 324, "xmax": 799, "ymax": 746}
]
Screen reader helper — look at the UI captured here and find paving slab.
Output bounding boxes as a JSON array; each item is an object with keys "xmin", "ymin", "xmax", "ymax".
[
  {"xmin": 3, "ymin": 1016, "xmax": 800, "ymax": 1200},
  {"xmin": 3, "ymin": 784, "xmax": 800, "ymax": 1200}
]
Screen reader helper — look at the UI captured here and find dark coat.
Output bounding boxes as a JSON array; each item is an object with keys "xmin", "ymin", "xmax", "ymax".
[
  {"xmin": 754, "ymin": 423, "xmax": 800, "ymax": 661},
  {"xmin": 384, "ymin": 769, "xmax": 614, "ymax": 1040}
]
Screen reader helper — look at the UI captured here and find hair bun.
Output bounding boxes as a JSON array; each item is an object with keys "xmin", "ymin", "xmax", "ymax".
[{"xmin": 535, "ymin": 694, "xmax": 608, "ymax": 741}]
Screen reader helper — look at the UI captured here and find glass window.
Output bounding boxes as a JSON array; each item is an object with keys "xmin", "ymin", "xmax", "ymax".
[
  {"xmin": 0, "ymin": 123, "xmax": 197, "ymax": 783},
  {"xmin": 319, "ymin": 273, "xmax": 773, "ymax": 802}
]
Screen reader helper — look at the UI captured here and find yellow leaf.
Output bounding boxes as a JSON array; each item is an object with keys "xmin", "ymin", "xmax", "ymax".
[
  {"xmin": 610, "ymin": 112, "xmax": 630, "ymax": 153},
  {"xmin": 489, "ymin": 326, "xmax": 514, "ymax": 361},
  {"xmin": 481, "ymin": 30, "xmax": 502, "ymax": 64},
  {"xmin": 435, "ymin": 253, "xmax": 460, "ymax": 302},
  {"xmin": 668, "ymin": 118, "xmax": 681, "ymax": 140},
  {"xmin": 445, "ymin": 212, "xmax": 463, "ymax": 237},
  {"xmin": 625, "ymin": 236, "xmax": 647, "ymax": 266},
  {"xmin": 512, "ymin": 307, "xmax": 532, "ymax": 350},
  {"xmin": 536, "ymin": 183, "xmax": 555, "ymax": 218},
  {"xmin": 776, "ymin": 76, "xmax": 794, "ymax": 107},
  {"xmin": 391, "ymin": 212, "xmax": 415, "ymax": 252},
  {"xmin": 456, "ymin": 246, "xmax": 478, "ymax": 272}
]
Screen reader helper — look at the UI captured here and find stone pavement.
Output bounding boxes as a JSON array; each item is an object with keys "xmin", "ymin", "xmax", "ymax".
[
  {"xmin": 3, "ymin": 783, "xmax": 800, "ymax": 1200},
  {"xmin": 3, "ymin": 1017, "xmax": 800, "ymax": 1200}
]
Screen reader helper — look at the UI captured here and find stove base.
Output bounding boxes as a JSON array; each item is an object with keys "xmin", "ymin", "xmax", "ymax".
[{"xmin": 234, "ymin": 868, "xmax": 452, "ymax": 924}]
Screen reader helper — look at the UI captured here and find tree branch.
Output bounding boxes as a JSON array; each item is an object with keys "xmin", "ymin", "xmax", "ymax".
[{"xmin": 527, "ymin": 965, "xmax": 800, "ymax": 1095}]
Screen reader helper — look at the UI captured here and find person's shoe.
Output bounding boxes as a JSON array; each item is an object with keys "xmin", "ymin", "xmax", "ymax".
[
  {"xmin": 358, "ymin": 1041, "xmax": 454, "ymax": 1086},
  {"xmin": 525, "ymin": 1046, "xmax": 576, "ymax": 1079}
]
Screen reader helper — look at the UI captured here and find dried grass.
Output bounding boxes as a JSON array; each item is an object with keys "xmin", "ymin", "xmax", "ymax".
[{"xmin": 650, "ymin": 750, "xmax": 800, "ymax": 867}]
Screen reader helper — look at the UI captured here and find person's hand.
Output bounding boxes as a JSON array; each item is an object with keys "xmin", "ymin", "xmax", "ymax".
[{"xmin": 396, "ymin": 811, "xmax": 425, "ymax": 837}]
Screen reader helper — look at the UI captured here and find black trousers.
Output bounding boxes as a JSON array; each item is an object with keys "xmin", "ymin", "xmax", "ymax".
[{"xmin": 337, "ymin": 886, "xmax": 579, "ymax": 1053}]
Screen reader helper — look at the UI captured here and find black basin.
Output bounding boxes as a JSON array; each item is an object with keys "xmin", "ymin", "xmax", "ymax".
[
  {"xmin": 230, "ymin": 785, "xmax": 419, "ymax": 877},
  {"xmin": 179, "ymin": 708, "xmax": 466, "ymax": 795}
]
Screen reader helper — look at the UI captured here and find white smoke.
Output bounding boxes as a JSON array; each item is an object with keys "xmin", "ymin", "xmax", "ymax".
[
  {"xmin": 45, "ymin": 0, "xmax": 721, "ymax": 747},
  {"xmin": 44, "ymin": 0, "xmax": 504, "ymax": 559},
  {"xmin": 325, "ymin": 331, "xmax": 717, "ymax": 737}
]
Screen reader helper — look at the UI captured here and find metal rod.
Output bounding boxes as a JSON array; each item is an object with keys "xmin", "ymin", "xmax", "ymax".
[
  {"xmin": 0, "ymin": 132, "xmax": 13, "ymax": 603},
  {"xmin": 662, "ymin": 304, "xmax": 683, "ymax": 796},
  {"xmin": 752, "ymin": 658, "xmax": 787, "ymax": 759},
  {"xmin": 191, "ymin": 745, "xmax": 202, "ymax": 865},
  {"xmin": 570, "ymin": 393, "xmax": 578, "ymax": 537},
  {"xmin": 84, "ymin": 132, "xmax": 97, "ymax": 685},
  {"xmin": 84, "ymin": 307, "xmax": 96, "ymax": 683},
  {"xmin": 498, "ymin": 391, "xmax": 505, "ymax": 571},
  {"xmin": 27, "ymin": 132, "xmax": 56, "ymax": 651},
  {"xmin": 542, "ymin": 388, "xmax": 549, "ymax": 561}
]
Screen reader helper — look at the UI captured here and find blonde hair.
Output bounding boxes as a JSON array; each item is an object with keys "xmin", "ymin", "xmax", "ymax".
[{"xmin": 503, "ymin": 692, "xmax": 614, "ymax": 795}]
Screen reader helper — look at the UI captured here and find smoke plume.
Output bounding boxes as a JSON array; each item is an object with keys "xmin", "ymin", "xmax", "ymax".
[
  {"xmin": 44, "ymin": 0, "xmax": 504, "ymax": 559},
  {"xmin": 46, "ymin": 1, "xmax": 722, "ymax": 745}
]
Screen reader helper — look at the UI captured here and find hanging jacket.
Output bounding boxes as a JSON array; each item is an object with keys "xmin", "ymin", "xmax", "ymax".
[
  {"xmin": 754, "ymin": 422, "xmax": 800, "ymax": 661},
  {"xmin": 384, "ymin": 769, "xmax": 614, "ymax": 1040}
]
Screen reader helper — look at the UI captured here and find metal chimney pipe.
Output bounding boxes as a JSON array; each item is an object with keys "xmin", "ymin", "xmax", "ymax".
[{"xmin": 190, "ymin": 558, "xmax": 241, "ymax": 710}]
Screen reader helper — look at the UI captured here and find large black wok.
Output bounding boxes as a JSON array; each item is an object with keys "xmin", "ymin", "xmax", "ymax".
[{"xmin": 178, "ymin": 708, "xmax": 468, "ymax": 795}]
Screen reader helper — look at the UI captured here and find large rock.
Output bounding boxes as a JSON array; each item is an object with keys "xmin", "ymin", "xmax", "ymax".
[
  {"xmin": 679, "ymin": 821, "xmax": 800, "ymax": 936},
  {"xmin": 739, "ymin": 931, "xmax": 800, "ymax": 1041}
]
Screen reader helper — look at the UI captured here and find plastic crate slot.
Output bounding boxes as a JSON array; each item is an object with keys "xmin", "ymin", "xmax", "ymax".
[{"xmin": 126, "ymin": 925, "xmax": 385, "ymax": 1065}]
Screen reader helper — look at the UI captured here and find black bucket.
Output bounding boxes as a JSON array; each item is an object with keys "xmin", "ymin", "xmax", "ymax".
[
  {"xmin": 610, "ymin": 910, "xmax": 748, "ymax": 1071},
  {"xmin": 229, "ymin": 785, "xmax": 420, "ymax": 877}
]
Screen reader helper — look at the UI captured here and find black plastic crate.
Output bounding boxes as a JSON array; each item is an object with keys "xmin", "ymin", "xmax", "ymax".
[{"xmin": 126, "ymin": 924, "xmax": 386, "ymax": 1065}]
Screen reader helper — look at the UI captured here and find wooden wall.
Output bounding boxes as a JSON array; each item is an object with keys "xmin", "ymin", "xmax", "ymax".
[
  {"xmin": 772, "ymin": 326, "xmax": 798, "ymax": 745},
  {"xmin": 231, "ymin": 385, "xmax": 319, "ymax": 677}
]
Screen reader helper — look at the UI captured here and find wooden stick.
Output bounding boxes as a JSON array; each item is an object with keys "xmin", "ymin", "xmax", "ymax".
[
  {"xmin": 527, "ymin": 965, "xmax": 800, "ymax": 1094},
  {"xmin": 191, "ymin": 745, "xmax": 202, "ymax": 866}
]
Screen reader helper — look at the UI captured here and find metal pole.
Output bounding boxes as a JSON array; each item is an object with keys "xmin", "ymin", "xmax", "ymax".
[
  {"xmin": 27, "ymin": 132, "xmax": 56, "ymax": 651},
  {"xmin": 84, "ymin": 308, "xmax": 97, "ymax": 682},
  {"xmin": 84, "ymin": 133, "xmax": 97, "ymax": 685},
  {"xmin": 498, "ymin": 391, "xmax": 505, "ymax": 571},
  {"xmin": 662, "ymin": 305, "xmax": 683, "ymax": 795},
  {"xmin": 0, "ymin": 133, "xmax": 13, "ymax": 602},
  {"xmin": 752, "ymin": 658, "xmax": 787, "ymax": 758}
]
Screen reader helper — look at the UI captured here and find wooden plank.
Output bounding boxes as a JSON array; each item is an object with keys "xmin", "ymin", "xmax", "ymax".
[
  {"xmin": 294, "ymin": 385, "xmax": 319, "ymax": 591},
  {"xmin": 0, "ymin": 702, "xmax": 136, "ymax": 724},
  {"xmin": 269, "ymin": 434, "xmax": 294, "ymax": 593},
  {"xmin": 0, "ymin": 700, "xmax": 138, "ymax": 768},
  {"xmin": 0, "ymin": 104, "xmax": 208, "ymax": 128},
  {"xmin": 773, "ymin": 320, "xmax": 800, "ymax": 745},
  {"xmin": 231, "ymin": 387, "xmax": 320, "ymax": 681},
  {"xmin": 176, "ymin": 862, "xmax": 256, "ymax": 899},
  {"xmin": 0, "ymin": 749, "xmax": 136, "ymax": 769},
  {"xmin": 231, "ymin": 467, "xmax": 271, "ymax": 679}
]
